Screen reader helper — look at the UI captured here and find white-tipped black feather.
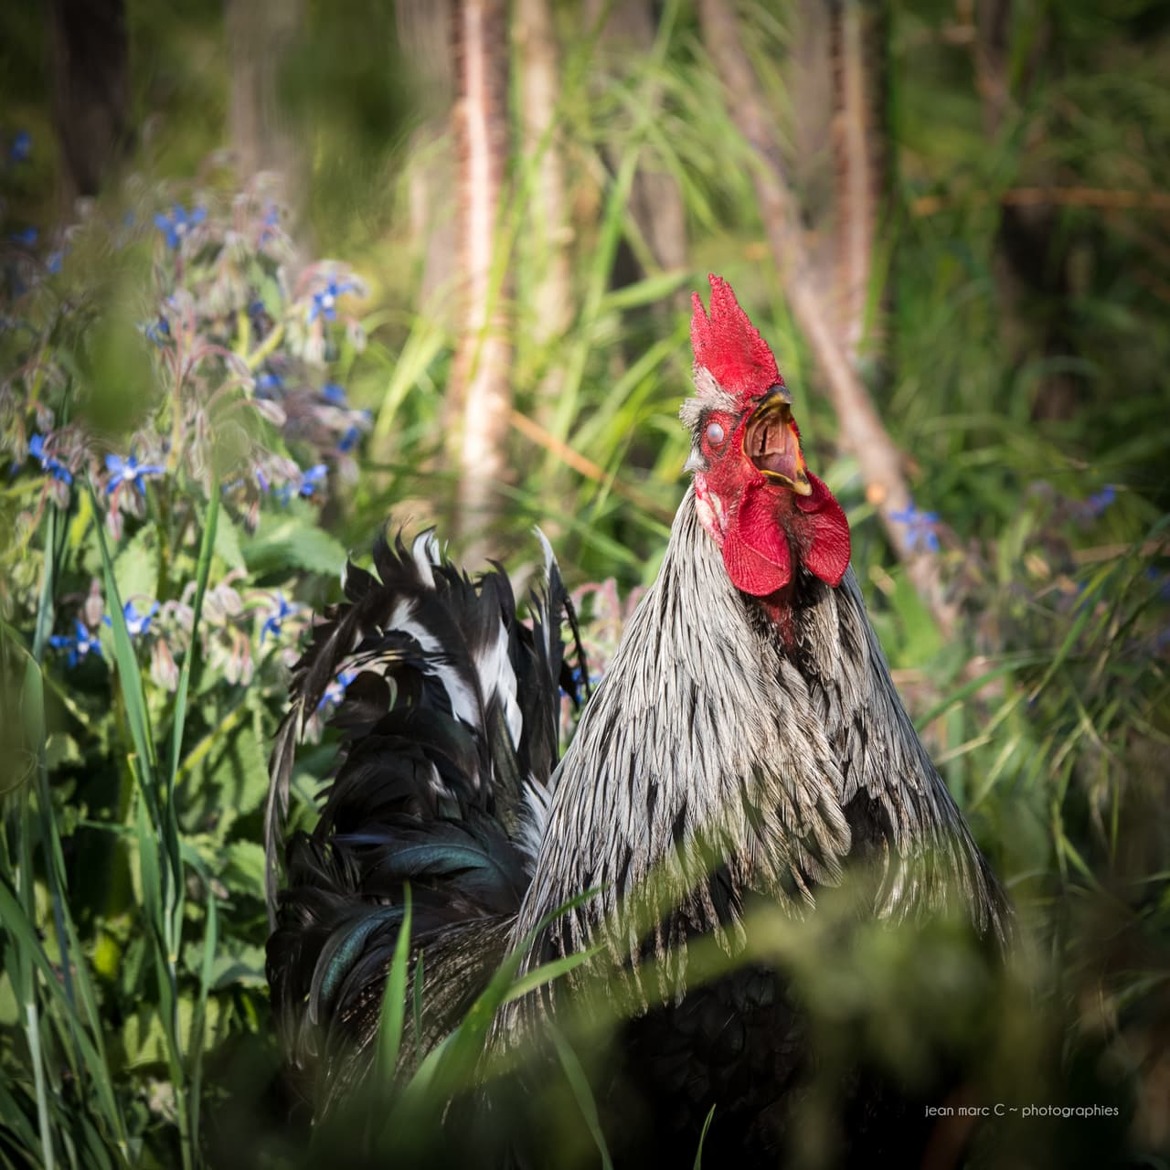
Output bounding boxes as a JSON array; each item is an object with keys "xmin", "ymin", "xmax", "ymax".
[{"xmin": 264, "ymin": 530, "xmax": 586, "ymax": 1112}]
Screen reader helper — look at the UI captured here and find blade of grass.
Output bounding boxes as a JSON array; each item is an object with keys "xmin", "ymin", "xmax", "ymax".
[
  {"xmin": 548, "ymin": 1021, "xmax": 613, "ymax": 1170},
  {"xmin": 693, "ymin": 1103, "xmax": 717, "ymax": 1169},
  {"xmin": 90, "ymin": 491, "xmax": 159, "ymax": 784},
  {"xmin": 182, "ymin": 843, "xmax": 220, "ymax": 1158},
  {"xmin": 92, "ymin": 483, "xmax": 193, "ymax": 1164},
  {"xmin": 376, "ymin": 884, "xmax": 413, "ymax": 1086},
  {"xmin": 169, "ymin": 486, "xmax": 220, "ymax": 786},
  {"xmin": 387, "ymin": 889, "xmax": 602, "ymax": 1131}
]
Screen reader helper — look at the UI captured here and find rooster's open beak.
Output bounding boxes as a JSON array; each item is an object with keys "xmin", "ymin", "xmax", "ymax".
[{"xmin": 743, "ymin": 388, "xmax": 812, "ymax": 496}]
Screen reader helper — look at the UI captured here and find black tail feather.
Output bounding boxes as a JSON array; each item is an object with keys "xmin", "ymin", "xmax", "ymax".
[{"xmin": 265, "ymin": 529, "xmax": 585, "ymax": 1110}]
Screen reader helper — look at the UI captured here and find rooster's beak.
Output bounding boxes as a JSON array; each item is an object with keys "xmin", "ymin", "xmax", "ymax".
[{"xmin": 743, "ymin": 388, "xmax": 812, "ymax": 496}]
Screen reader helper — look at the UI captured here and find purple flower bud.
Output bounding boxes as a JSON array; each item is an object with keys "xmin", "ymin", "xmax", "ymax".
[
  {"xmin": 151, "ymin": 639, "xmax": 180, "ymax": 691},
  {"xmin": 10, "ymin": 130, "xmax": 31, "ymax": 163},
  {"xmin": 1083, "ymin": 485, "xmax": 1117, "ymax": 519}
]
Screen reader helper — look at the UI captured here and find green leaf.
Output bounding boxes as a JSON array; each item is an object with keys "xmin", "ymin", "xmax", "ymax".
[
  {"xmin": 242, "ymin": 510, "xmax": 347, "ymax": 576},
  {"xmin": 122, "ymin": 996, "xmax": 222, "ymax": 1069},
  {"xmin": 113, "ymin": 525, "xmax": 158, "ymax": 604},
  {"xmin": 221, "ymin": 840, "xmax": 268, "ymax": 900},
  {"xmin": 205, "ymin": 941, "xmax": 267, "ymax": 991},
  {"xmin": 192, "ymin": 717, "xmax": 270, "ymax": 824},
  {"xmin": 213, "ymin": 511, "xmax": 247, "ymax": 571}
]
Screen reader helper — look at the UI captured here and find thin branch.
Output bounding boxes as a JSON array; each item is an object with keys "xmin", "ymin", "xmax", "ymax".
[
  {"xmin": 697, "ymin": 0, "xmax": 958, "ymax": 635},
  {"xmin": 911, "ymin": 186, "xmax": 1170, "ymax": 217},
  {"xmin": 1071, "ymin": 540, "xmax": 1168, "ymax": 566},
  {"xmin": 832, "ymin": 0, "xmax": 876, "ymax": 365},
  {"xmin": 508, "ymin": 408, "xmax": 674, "ymax": 523}
]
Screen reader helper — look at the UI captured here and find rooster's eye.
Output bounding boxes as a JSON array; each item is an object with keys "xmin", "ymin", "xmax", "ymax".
[{"xmin": 705, "ymin": 421, "xmax": 725, "ymax": 447}]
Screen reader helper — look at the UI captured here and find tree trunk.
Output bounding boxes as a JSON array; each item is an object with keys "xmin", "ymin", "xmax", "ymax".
[
  {"xmin": 226, "ymin": 0, "xmax": 310, "ymax": 251},
  {"xmin": 398, "ymin": 0, "xmax": 458, "ymax": 318},
  {"xmin": 789, "ymin": 0, "xmax": 888, "ymax": 370},
  {"xmin": 49, "ymin": 0, "xmax": 131, "ymax": 205},
  {"xmin": 450, "ymin": 0, "xmax": 512, "ymax": 557},
  {"xmin": 831, "ymin": 0, "xmax": 885, "ymax": 367},
  {"xmin": 514, "ymin": 0, "xmax": 575, "ymax": 431},
  {"xmin": 515, "ymin": 0, "xmax": 573, "ymax": 348},
  {"xmin": 789, "ymin": 0, "xmax": 837, "ymax": 315}
]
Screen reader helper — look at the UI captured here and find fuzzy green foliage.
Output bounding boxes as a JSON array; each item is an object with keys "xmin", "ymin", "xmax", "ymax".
[{"xmin": 0, "ymin": 173, "xmax": 370, "ymax": 1169}]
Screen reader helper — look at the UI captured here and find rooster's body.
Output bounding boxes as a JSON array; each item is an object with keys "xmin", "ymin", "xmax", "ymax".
[{"xmin": 266, "ymin": 276, "xmax": 1008, "ymax": 1166}]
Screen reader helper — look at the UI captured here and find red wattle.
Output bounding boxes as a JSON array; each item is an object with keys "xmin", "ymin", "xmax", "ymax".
[
  {"xmin": 722, "ymin": 486, "xmax": 794, "ymax": 597},
  {"xmin": 795, "ymin": 473, "xmax": 851, "ymax": 587}
]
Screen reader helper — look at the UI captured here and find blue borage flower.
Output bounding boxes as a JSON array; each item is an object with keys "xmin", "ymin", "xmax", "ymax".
[
  {"xmin": 298, "ymin": 464, "xmax": 328, "ymax": 498},
  {"xmin": 9, "ymin": 130, "xmax": 31, "ymax": 164},
  {"xmin": 1146, "ymin": 568, "xmax": 1170, "ymax": 604},
  {"xmin": 338, "ymin": 426, "xmax": 362, "ymax": 453},
  {"xmin": 153, "ymin": 204, "xmax": 207, "ymax": 250},
  {"xmin": 11, "ymin": 227, "xmax": 37, "ymax": 247},
  {"xmin": 317, "ymin": 669, "xmax": 357, "ymax": 713},
  {"xmin": 1082, "ymin": 485, "xmax": 1116, "ymax": 519},
  {"xmin": 261, "ymin": 594, "xmax": 297, "ymax": 642},
  {"xmin": 46, "ymin": 250, "xmax": 64, "ymax": 274},
  {"xmin": 106, "ymin": 452, "xmax": 165, "ymax": 495},
  {"xmin": 255, "ymin": 368, "xmax": 283, "ymax": 396},
  {"xmin": 322, "ymin": 381, "xmax": 347, "ymax": 405},
  {"xmin": 889, "ymin": 503, "xmax": 941, "ymax": 553},
  {"xmin": 144, "ymin": 316, "xmax": 170, "ymax": 346},
  {"xmin": 104, "ymin": 600, "xmax": 159, "ymax": 637},
  {"xmin": 28, "ymin": 434, "xmax": 73, "ymax": 485},
  {"xmin": 257, "ymin": 202, "xmax": 282, "ymax": 246},
  {"xmin": 564, "ymin": 663, "xmax": 603, "ymax": 694},
  {"xmin": 49, "ymin": 619, "xmax": 102, "ymax": 668},
  {"xmin": 307, "ymin": 278, "xmax": 358, "ymax": 324},
  {"xmin": 274, "ymin": 463, "xmax": 327, "ymax": 504}
]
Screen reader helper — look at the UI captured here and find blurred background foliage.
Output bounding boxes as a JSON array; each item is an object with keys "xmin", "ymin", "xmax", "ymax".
[{"xmin": 0, "ymin": 0, "xmax": 1168, "ymax": 1166}]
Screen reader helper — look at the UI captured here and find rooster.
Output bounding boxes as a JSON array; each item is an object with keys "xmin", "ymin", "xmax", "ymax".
[
  {"xmin": 266, "ymin": 275, "xmax": 1009, "ymax": 1164},
  {"xmin": 500, "ymin": 275, "xmax": 1010, "ymax": 1161}
]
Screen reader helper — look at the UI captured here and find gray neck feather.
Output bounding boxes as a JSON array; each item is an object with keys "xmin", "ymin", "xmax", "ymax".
[{"xmin": 510, "ymin": 486, "xmax": 1006, "ymax": 992}]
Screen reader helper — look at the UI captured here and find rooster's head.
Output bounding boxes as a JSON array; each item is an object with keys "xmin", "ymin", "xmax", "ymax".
[{"xmin": 683, "ymin": 274, "xmax": 851, "ymax": 598}]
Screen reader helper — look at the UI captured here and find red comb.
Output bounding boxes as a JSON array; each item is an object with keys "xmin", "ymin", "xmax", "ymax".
[{"xmin": 690, "ymin": 274, "xmax": 782, "ymax": 399}]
